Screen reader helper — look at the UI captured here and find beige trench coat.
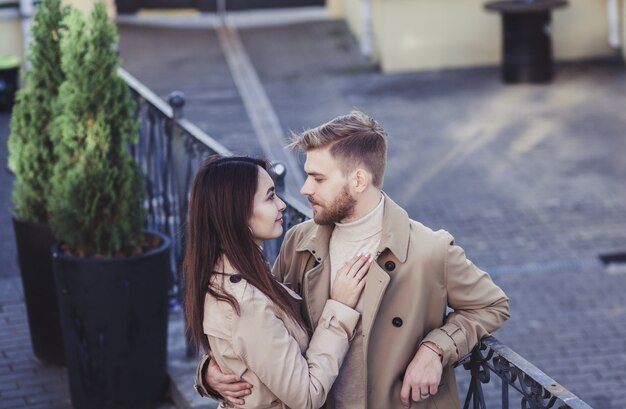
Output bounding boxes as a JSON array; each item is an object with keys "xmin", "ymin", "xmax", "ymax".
[
  {"xmin": 202, "ymin": 274, "xmax": 361, "ymax": 409},
  {"xmin": 272, "ymin": 193, "xmax": 510, "ymax": 409}
]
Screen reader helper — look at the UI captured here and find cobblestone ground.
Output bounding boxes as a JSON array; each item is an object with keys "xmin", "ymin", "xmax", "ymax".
[
  {"xmin": 118, "ymin": 20, "xmax": 626, "ymax": 408},
  {"xmin": 234, "ymin": 22, "xmax": 626, "ymax": 407},
  {"xmin": 0, "ymin": 276, "xmax": 71, "ymax": 409}
]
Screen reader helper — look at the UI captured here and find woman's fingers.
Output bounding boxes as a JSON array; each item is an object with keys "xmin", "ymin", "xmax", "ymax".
[
  {"xmin": 223, "ymin": 386, "xmax": 252, "ymax": 397},
  {"xmin": 220, "ymin": 379, "xmax": 252, "ymax": 393},
  {"xmin": 347, "ymin": 253, "xmax": 371, "ymax": 277},
  {"xmin": 339, "ymin": 253, "xmax": 366, "ymax": 276},
  {"xmin": 354, "ymin": 257, "xmax": 372, "ymax": 281},
  {"xmin": 225, "ymin": 396, "xmax": 246, "ymax": 406}
]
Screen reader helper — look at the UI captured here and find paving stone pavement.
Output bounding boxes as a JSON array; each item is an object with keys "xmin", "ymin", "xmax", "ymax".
[{"xmin": 2, "ymin": 10, "xmax": 626, "ymax": 409}]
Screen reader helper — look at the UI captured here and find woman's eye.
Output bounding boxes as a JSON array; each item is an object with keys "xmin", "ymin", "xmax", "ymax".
[{"xmin": 269, "ymin": 193, "xmax": 275, "ymax": 200}]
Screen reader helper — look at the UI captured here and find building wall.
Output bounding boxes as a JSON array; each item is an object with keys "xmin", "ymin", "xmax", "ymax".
[
  {"xmin": 0, "ymin": 0, "xmax": 116, "ymax": 63},
  {"xmin": 0, "ymin": 4, "xmax": 24, "ymax": 60},
  {"xmin": 331, "ymin": 0, "xmax": 620, "ymax": 73},
  {"xmin": 63, "ymin": 0, "xmax": 116, "ymax": 17}
]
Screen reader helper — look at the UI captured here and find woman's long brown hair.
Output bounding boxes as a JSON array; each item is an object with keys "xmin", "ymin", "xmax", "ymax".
[{"xmin": 184, "ymin": 155, "xmax": 305, "ymax": 352}]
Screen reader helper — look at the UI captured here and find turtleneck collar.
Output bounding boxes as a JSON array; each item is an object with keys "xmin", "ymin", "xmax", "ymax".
[{"xmin": 333, "ymin": 194, "xmax": 385, "ymax": 242}]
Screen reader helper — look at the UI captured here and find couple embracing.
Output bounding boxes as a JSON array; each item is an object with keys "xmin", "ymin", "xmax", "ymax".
[{"xmin": 184, "ymin": 111, "xmax": 509, "ymax": 409}]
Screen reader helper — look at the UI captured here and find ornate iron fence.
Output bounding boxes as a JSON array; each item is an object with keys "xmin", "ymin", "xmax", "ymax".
[
  {"xmin": 460, "ymin": 336, "xmax": 592, "ymax": 409},
  {"xmin": 119, "ymin": 68, "xmax": 591, "ymax": 409}
]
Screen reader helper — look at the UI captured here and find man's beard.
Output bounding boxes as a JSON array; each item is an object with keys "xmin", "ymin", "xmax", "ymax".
[{"xmin": 311, "ymin": 185, "xmax": 356, "ymax": 225}]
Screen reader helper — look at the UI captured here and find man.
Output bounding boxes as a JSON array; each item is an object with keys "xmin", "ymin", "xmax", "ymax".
[{"xmin": 195, "ymin": 111, "xmax": 509, "ymax": 408}]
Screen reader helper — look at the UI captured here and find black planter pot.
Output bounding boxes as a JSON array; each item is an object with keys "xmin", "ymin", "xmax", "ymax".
[
  {"xmin": 53, "ymin": 232, "xmax": 172, "ymax": 409},
  {"xmin": 12, "ymin": 218, "xmax": 65, "ymax": 366}
]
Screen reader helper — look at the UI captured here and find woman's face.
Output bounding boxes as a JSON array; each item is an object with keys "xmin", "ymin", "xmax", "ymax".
[{"xmin": 249, "ymin": 167, "xmax": 286, "ymax": 245}]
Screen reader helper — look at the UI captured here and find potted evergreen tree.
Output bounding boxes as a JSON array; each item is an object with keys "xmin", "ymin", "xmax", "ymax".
[
  {"xmin": 49, "ymin": 4, "xmax": 172, "ymax": 408},
  {"xmin": 7, "ymin": 0, "xmax": 67, "ymax": 366}
]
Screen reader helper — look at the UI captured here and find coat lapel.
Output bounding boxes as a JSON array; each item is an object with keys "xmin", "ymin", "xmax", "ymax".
[
  {"xmin": 298, "ymin": 224, "xmax": 333, "ymax": 327},
  {"xmin": 302, "ymin": 262, "xmax": 330, "ymax": 326},
  {"xmin": 362, "ymin": 194, "xmax": 410, "ymax": 357},
  {"xmin": 361, "ymin": 261, "xmax": 390, "ymax": 342}
]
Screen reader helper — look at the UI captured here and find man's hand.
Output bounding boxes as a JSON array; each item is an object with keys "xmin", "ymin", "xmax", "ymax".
[
  {"xmin": 400, "ymin": 342, "xmax": 443, "ymax": 408},
  {"xmin": 205, "ymin": 353, "xmax": 252, "ymax": 405}
]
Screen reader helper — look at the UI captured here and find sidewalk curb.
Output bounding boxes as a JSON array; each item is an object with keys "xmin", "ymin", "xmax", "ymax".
[{"xmin": 116, "ymin": 6, "xmax": 331, "ymax": 30}]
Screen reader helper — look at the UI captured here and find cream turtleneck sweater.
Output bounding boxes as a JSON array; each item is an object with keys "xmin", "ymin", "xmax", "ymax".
[{"xmin": 329, "ymin": 194, "xmax": 384, "ymax": 409}]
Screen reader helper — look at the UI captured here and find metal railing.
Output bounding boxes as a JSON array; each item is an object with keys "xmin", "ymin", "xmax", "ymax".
[
  {"xmin": 119, "ymin": 68, "xmax": 591, "ymax": 409},
  {"xmin": 119, "ymin": 67, "xmax": 309, "ymax": 306},
  {"xmin": 460, "ymin": 337, "xmax": 592, "ymax": 409}
]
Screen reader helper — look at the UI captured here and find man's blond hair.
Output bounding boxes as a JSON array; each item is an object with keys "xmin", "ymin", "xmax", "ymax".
[{"xmin": 288, "ymin": 111, "xmax": 387, "ymax": 188}]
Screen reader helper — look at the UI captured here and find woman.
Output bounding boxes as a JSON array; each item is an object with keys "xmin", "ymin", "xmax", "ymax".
[{"xmin": 184, "ymin": 156, "xmax": 371, "ymax": 409}]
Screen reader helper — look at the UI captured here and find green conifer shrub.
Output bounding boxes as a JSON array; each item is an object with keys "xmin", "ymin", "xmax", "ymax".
[
  {"xmin": 8, "ymin": 0, "xmax": 67, "ymax": 223},
  {"xmin": 49, "ymin": 3, "xmax": 143, "ymax": 257}
]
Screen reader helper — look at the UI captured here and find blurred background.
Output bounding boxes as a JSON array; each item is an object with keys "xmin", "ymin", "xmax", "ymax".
[{"xmin": 1, "ymin": 0, "xmax": 626, "ymax": 408}]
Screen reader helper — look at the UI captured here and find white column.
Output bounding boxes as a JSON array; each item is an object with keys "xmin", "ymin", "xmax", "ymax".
[
  {"xmin": 19, "ymin": 0, "xmax": 34, "ymax": 70},
  {"xmin": 360, "ymin": 0, "xmax": 372, "ymax": 58},
  {"xmin": 607, "ymin": 0, "xmax": 620, "ymax": 49}
]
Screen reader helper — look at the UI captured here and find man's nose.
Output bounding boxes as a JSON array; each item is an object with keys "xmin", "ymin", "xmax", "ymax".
[{"xmin": 300, "ymin": 179, "xmax": 312, "ymax": 197}]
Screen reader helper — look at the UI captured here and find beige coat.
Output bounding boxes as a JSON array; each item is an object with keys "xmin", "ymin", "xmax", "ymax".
[
  {"xmin": 202, "ymin": 274, "xmax": 361, "ymax": 409},
  {"xmin": 272, "ymin": 193, "xmax": 510, "ymax": 409}
]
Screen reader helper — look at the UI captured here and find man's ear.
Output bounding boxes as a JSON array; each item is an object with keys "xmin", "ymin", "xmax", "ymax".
[{"xmin": 353, "ymin": 168, "xmax": 370, "ymax": 193}]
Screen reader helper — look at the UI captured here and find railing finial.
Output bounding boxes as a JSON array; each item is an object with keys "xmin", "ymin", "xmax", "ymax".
[
  {"xmin": 168, "ymin": 91, "xmax": 185, "ymax": 119},
  {"xmin": 271, "ymin": 162, "xmax": 287, "ymax": 195}
]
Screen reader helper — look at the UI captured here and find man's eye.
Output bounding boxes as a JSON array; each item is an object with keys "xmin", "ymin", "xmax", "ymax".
[
  {"xmin": 269, "ymin": 193, "xmax": 275, "ymax": 200},
  {"xmin": 314, "ymin": 178, "xmax": 323, "ymax": 183}
]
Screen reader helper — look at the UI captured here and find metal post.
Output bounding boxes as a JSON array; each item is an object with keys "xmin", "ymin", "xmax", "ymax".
[
  {"xmin": 168, "ymin": 91, "xmax": 187, "ymax": 233},
  {"xmin": 502, "ymin": 377, "xmax": 509, "ymax": 409},
  {"xmin": 168, "ymin": 91, "xmax": 196, "ymax": 357},
  {"xmin": 272, "ymin": 161, "xmax": 286, "ymax": 196}
]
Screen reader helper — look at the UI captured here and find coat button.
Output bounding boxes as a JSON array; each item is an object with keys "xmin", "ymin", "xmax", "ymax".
[
  {"xmin": 230, "ymin": 275, "xmax": 242, "ymax": 283},
  {"xmin": 392, "ymin": 317, "xmax": 403, "ymax": 327},
  {"xmin": 385, "ymin": 261, "xmax": 396, "ymax": 271}
]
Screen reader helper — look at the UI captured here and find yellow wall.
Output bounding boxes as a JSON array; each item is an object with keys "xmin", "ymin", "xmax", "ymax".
[
  {"xmin": 62, "ymin": 0, "xmax": 116, "ymax": 17},
  {"xmin": 0, "ymin": 14, "xmax": 23, "ymax": 61},
  {"xmin": 327, "ymin": 0, "xmax": 345, "ymax": 19},
  {"xmin": 330, "ymin": 0, "xmax": 619, "ymax": 72},
  {"xmin": 0, "ymin": 1, "xmax": 117, "ymax": 64},
  {"xmin": 552, "ymin": 0, "xmax": 615, "ymax": 59}
]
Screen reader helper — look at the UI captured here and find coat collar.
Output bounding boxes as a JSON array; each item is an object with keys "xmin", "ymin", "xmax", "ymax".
[
  {"xmin": 376, "ymin": 193, "xmax": 410, "ymax": 263},
  {"xmin": 296, "ymin": 192, "xmax": 410, "ymax": 263}
]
